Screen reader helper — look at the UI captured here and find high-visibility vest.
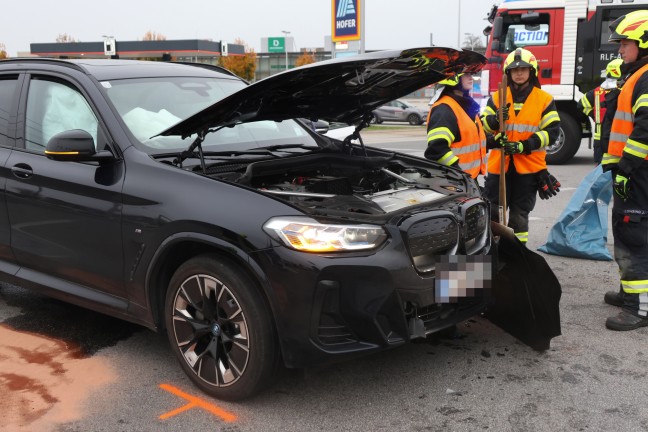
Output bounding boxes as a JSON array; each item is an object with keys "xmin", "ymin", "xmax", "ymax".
[
  {"xmin": 429, "ymin": 95, "xmax": 487, "ymax": 178},
  {"xmin": 487, "ymin": 87, "xmax": 553, "ymax": 174},
  {"xmin": 607, "ymin": 63, "xmax": 648, "ymax": 162},
  {"xmin": 593, "ymin": 87, "xmax": 607, "ymax": 141}
]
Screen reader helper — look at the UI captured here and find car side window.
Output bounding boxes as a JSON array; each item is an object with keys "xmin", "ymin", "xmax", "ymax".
[
  {"xmin": 25, "ymin": 79, "xmax": 98, "ymax": 151},
  {"xmin": 0, "ymin": 76, "xmax": 20, "ymax": 147}
]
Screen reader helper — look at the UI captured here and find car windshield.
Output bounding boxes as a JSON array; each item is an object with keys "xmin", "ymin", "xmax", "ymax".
[{"xmin": 101, "ymin": 76, "xmax": 318, "ymax": 153}]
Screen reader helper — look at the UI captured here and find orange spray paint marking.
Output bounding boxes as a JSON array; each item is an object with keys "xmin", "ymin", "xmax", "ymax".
[{"xmin": 158, "ymin": 383, "xmax": 237, "ymax": 423}]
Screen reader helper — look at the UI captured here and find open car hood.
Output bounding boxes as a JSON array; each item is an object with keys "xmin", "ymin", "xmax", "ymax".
[{"xmin": 160, "ymin": 47, "xmax": 486, "ymax": 138}]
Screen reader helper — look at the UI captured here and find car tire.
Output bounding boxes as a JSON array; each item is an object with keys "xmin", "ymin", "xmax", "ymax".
[
  {"xmin": 545, "ymin": 111, "xmax": 581, "ymax": 165},
  {"xmin": 372, "ymin": 115, "xmax": 383, "ymax": 124},
  {"xmin": 165, "ymin": 254, "xmax": 278, "ymax": 401},
  {"xmin": 408, "ymin": 114, "xmax": 422, "ymax": 125}
]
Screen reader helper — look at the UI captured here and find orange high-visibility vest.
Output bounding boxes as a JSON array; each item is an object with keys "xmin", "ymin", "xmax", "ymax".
[
  {"xmin": 429, "ymin": 95, "xmax": 487, "ymax": 178},
  {"xmin": 487, "ymin": 87, "xmax": 553, "ymax": 174},
  {"xmin": 608, "ymin": 63, "xmax": 648, "ymax": 159}
]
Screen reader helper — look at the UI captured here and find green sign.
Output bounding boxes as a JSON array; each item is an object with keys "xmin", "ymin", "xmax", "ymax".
[{"xmin": 268, "ymin": 37, "xmax": 285, "ymax": 53}]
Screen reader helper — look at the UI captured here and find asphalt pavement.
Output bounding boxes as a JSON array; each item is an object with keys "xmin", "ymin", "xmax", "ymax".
[{"xmin": 1, "ymin": 130, "xmax": 647, "ymax": 432}]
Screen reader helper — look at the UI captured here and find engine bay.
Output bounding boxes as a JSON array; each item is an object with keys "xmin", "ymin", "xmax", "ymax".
[{"xmin": 200, "ymin": 153, "xmax": 473, "ymax": 216}]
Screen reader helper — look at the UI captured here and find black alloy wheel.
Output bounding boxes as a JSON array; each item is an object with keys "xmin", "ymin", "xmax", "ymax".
[{"xmin": 165, "ymin": 254, "xmax": 277, "ymax": 400}]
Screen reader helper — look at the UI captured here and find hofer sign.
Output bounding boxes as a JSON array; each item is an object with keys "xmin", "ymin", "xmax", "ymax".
[{"xmin": 332, "ymin": 0, "xmax": 360, "ymax": 42}]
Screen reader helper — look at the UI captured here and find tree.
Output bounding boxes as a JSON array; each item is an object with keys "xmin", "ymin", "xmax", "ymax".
[
  {"xmin": 56, "ymin": 33, "xmax": 78, "ymax": 43},
  {"xmin": 142, "ymin": 31, "xmax": 167, "ymax": 41},
  {"xmin": 295, "ymin": 50, "xmax": 316, "ymax": 67},
  {"xmin": 0, "ymin": 43, "xmax": 7, "ymax": 59},
  {"xmin": 462, "ymin": 33, "xmax": 485, "ymax": 50},
  {"xmin": 218, "ymin": 38, "xmax": 257, "ymax": 81}
]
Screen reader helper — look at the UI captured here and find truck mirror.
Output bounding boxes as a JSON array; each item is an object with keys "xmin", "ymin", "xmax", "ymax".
[{"xmin": 492, "ymin": 17, "xmax": 503, "ymax": 40}]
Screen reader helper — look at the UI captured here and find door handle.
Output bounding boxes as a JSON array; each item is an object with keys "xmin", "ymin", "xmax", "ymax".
[
  {"xmin": 541, "ymin": 68, "xmax": 552, "ymax": 78},
  {"xmin": 11, "ymin": 164, "xmax": 33, "ymax": 179}
]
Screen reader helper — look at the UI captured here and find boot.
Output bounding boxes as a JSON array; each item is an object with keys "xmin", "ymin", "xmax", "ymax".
[
  {"xmin": 605, "ymin": 311, "xmax": 648, "ymax": 331},
  {"xmin": 604, "ymin": 291, "xmax": 624, "ymax": 307}
]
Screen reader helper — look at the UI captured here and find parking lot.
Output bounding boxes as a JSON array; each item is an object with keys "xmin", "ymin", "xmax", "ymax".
[{"xmin": 2, "ymin": 130, "xmax": 648, "ymax": 432}]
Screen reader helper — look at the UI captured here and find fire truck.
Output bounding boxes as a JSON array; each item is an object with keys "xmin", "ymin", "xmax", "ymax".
[{"xmin": 482, "ymin": 0, "xmax": 647, "ymax": 164}]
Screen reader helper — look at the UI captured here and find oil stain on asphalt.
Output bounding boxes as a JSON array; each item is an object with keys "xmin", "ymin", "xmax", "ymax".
[{"xmin": 0, "ymin": 282, "xmax": 142, "ymax": 431}]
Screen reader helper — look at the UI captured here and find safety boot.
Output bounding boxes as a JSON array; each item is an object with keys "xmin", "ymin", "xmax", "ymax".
[
  {"xmin": 605, "ymin": 311, "xmax": 648, "ymax": 331},
  {"xmin": 604, "ymin": 291, "xmax": 624, "ymax": 307}
]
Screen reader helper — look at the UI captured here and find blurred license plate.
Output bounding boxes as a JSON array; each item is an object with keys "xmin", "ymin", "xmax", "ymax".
[{"xmin": 435, "ymin": 255, "xmax": 492, "ymax": 303}]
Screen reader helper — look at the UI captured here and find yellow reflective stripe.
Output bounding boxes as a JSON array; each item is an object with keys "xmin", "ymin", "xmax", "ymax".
[
  {"xmin": 621, "ymin": 280, "xmax": 648, "ymax": 294},
  {"xmin": 482, "ymin": 120, "xmax": 496, "ymax": 134},
  {"xmin": 632, "ymin": 94, "xmax": 648, "ymax": 114},
  {"xmin": 540, "ymin": 111, "xmax": 560, "ymax": 129},
  {"xmin": 438, "ymin": 151, "xmax": 459, "ymax": 166},
  {"xmin": 623, "ymin": 138, "xmax": 648, "ymax": 159},
  {"xmin": 515, "ymin": 232, "xmax": 528, "ymax": 243},
  {"xmin": 513, "ymin": 103, "xmax": 524, "ymax": 111},
  {"xmin": 594, "ymin": 124, "xmax": 601, "ymax": 141},
  {"xmin": 427, "ymin": 127, "xmax": 454, "ymax": 144},
  {"xmin": 581, "ymin": 96, "xmax": 592, "ymax": 115},
  {"xmin": 483, "ymin": 106, "xmax": 496, "ymax": 116},
  {"xmin": 602, "ymin": 153, "xmax": 621, "ymax": 165},
  {"xmin": 535, "ymin": 130, "xmax": 550, "ymax": 148}
]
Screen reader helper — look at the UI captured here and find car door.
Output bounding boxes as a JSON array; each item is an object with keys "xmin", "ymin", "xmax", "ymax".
[
  {"xmin": 0, "ymin": 73, "xmax": 22, "ymax": 274},
  {"xmin": 5, "ymin": 73, "xmax": 127, "ymax": 300}
]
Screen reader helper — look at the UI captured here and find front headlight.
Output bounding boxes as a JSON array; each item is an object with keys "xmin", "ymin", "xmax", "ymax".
[{"xmin": 264, "ymin": 217, "xmax": 387, "ymax": 252}]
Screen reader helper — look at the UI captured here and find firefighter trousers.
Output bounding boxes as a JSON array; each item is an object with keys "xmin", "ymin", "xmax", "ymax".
[
  {"xmin": 484, "ymin": 164, "xmax": 538, "ymax": 244},
  {"xmin": 612, "ymin": 213, "xmax": 648, "ymax": 317}
]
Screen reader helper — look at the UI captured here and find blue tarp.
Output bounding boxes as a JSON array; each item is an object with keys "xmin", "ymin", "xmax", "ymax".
[{"xmin": 538, "ymin": 165, "xmax": 613, "ymax": 261}]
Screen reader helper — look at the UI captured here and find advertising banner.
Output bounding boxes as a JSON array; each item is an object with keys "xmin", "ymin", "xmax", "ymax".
[{"xmin": 332, "ymin": 0, "xmax": 360, "ymax": 42}]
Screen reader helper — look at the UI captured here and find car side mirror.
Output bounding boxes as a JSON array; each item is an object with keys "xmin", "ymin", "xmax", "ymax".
[{"xmin": 45, "ymin": 129, "xmax": 113, "ymax": 162}]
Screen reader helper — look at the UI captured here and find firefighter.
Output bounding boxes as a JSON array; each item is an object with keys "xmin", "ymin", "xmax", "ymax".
[
  {"xmin": 600, "ymin": 10, "xmax": 648, "ymax": 330},
  {"xmin": 577, "ymin": 58, "xmax": 624, "ymax": 164},
  {"xmin": 425, "ymin": 73, "xmax": 488, "ymax": 179},
  {"xmin": 481, "ymin": 48, "xmax": 561, "ymax": 244}
]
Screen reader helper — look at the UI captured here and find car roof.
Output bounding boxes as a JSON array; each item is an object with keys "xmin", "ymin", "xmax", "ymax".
[{"xmin": 0, "ymin": 58, "xmax": 240, "ymax": 81}]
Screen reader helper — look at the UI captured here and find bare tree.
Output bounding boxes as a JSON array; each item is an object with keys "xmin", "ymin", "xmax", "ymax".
[
  {"xmin": 56, "ymin": 33, "xmax": 79, "ymax": 43},
  {"xmin": 462, "ymin": 33, "xmax": 485, "ymax": 50},
  {"xmin": 142, "ymin": 31, "xmax": 167, "ymax": 41}
]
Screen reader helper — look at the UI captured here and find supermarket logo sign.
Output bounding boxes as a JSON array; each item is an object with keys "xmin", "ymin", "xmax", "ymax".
[{"xmin": 332, "ymin": 0, "xmax": 360, "ymax": 42}]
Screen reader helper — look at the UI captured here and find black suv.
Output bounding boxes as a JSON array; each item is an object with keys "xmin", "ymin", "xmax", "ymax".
[{"xmin": 0, "ymin": 48, "xmax": 492, "ymax": 400}]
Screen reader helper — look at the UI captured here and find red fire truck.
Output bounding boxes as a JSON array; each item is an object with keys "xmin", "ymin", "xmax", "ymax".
[{"xmin": 482, "ymin": 0, "xmax": 647, "ymax": 164}]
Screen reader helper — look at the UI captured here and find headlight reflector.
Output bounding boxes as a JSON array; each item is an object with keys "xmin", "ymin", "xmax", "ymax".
[{"xmin": 264, "ymin": 217, "xmax": 387, "ymax": 252}]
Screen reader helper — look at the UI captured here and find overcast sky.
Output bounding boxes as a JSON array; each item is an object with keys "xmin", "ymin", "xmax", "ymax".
[{"xmin": 2, "ymin": 0, "xmax": 497, "ymax": 56}]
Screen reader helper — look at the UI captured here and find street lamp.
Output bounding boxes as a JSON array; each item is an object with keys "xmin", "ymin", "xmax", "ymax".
[{"xmin": 281, "ymin": 30, "xmax": 290, "ymax": 70}]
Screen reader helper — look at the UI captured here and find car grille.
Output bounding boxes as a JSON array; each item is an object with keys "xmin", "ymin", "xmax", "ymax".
[
  {"xmin": 463, "ymin": 202, "xmax": 488, "ymax": 254},
  {"xmin": 405, "ymin": 217, "xmax": 458, "ymax": 273}
]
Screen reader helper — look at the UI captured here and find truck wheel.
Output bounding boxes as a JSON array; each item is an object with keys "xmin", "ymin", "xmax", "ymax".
[
  {"xmin": 545, "ymin": 112, "xmax": 581, "ymax": 165},
  {"xmin": 165, "ymin": 254, "xmax": 278, "ymax": 400}
]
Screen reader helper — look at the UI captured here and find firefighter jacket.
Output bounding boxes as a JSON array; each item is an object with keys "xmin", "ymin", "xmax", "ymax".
[
  {"xmin": 604, "ymin": 63, "xmax": 648, "ymax": 174},
  {"xmin": 481, "ymin": 86, "xmax": 560, "ymax": 174},
  {"xmin": 578, "ymin": 85, "xmax": 619, "ymax": 144},
  {"xmin": 425, "ymin": 94, "xmax": 487, "ymax": 178}
]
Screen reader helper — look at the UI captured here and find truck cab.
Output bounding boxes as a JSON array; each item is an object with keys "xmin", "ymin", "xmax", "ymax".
[{"xmin": 482, "ymin": 0, "xmax": 646, "ymax": 164}]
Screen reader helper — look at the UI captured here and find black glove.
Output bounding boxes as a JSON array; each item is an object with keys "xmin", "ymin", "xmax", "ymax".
[
  {"xmin": 549, "ymin": 172, "xmax": 561, "ymax": 193},
  {"xmin": 486, "ymin": 132, "xmax": 506, "ymax": 150},
  {"xmin": 503, "ymin": 140, "xmax": 528, "ymax": 155},
  {"xmin": 497, "ymin": 103, "xmax": 510, "ymax": 122},
  {"xmin": 613, "ymin": 171, "xmax": 631, "ymax": 201},
  {"xmin": 537, "ymin": 169, "xmax": 559, "ymax": 200}
]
